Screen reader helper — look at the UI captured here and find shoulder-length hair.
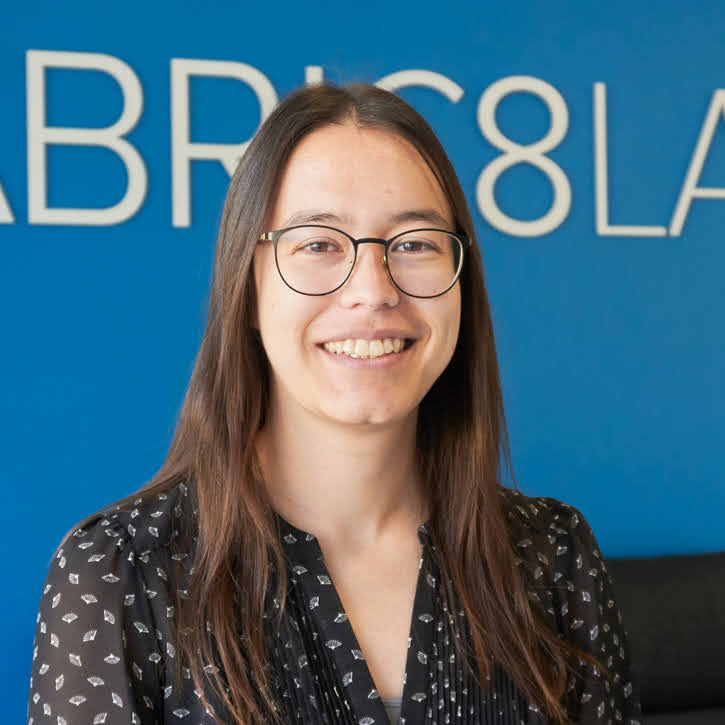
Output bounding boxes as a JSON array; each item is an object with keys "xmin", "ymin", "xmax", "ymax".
[{"xmin": 55, "ymin": 82, "xmax": 607, "ymax": 724}]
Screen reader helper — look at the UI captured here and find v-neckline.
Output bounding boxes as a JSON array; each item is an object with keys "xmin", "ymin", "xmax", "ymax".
[{"xmin": 274, "ymin": 511, "xmax": 437, "ymax": 724}]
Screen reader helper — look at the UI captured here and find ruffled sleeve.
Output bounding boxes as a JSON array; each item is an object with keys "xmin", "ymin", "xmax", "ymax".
[{"xmin": 26, "ymin": 514, "xmax": 171, "ymax": 725}]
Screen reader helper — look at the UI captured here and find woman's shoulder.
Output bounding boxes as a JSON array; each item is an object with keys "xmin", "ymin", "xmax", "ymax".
[
  {"xmin": 497, "ymin": 485, "xmax": 610, "ymax": 605},
  {"xmin": 28, "ymin": 481, "xmax": 197, "ymax": 721},
  {"xmin": 42, "ymin": 479, "xmax": 198, "ymax": 607},
  {"xmin": 58, "ymin": 479, "xmax": 196, "ymax": 562},
  {"xmin": 497, "ymin": 488, "xmax": 644, "ymax": 722},
  {"xmin": 498, "ymin": 484, "xmax": 588, "ymax": 536},
  {"xmin": 498, "ymin": 485, "xmax": 622, "ymax": 632}
]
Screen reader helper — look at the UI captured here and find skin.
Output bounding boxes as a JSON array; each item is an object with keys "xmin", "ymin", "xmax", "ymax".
[{"xmin": 252, "ymin": 121, "xmax": 462, "ymax": 697}]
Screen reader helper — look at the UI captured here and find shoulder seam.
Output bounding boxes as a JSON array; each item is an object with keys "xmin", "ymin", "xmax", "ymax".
[{"xmin": 64, "ymin": 483, "xmax": 192, "ymax": 558}]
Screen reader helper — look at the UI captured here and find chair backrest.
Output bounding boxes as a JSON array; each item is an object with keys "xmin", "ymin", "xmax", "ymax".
[{"xmin": 605, "ymin": 551, "xmax": 725, "ymax": 719}]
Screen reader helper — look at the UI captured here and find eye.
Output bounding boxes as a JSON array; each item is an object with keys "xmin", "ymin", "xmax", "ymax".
[
  {"xmin": 296, "ymin": 238, "xmax": 344, "ymax": 254},
  {"xmin": 391, "ymin": 236, "xmax": 441, "ymax": 254},
  {"xmin": 395, "ymin": 240, "xmax": 431, "ymax": 253}
]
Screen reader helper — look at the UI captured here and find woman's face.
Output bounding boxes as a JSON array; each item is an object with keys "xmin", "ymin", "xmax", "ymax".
[{"xmin": 253, "ymin": 122, "xmax": 461, "ymax": 429}]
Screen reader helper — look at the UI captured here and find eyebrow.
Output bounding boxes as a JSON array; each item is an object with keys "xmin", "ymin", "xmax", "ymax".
[{"xmin": 279, "ymin": 208, "xmax": 452, "ymax": 230}]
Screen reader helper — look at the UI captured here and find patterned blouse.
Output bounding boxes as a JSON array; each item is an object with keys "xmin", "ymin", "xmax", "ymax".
[{"xmin": 26, "ymin": 481, "xmax": 643, "ymax": 724}]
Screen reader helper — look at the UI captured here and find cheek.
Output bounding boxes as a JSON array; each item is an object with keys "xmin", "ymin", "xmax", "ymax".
[
  {"xmin": 255, "ymin": 272, "xmax": 325, "ymax": 359},
  {"xmin": 254, "ymin": 252, "xmax": 292, "ymax": 336},
  {"xmin": 438, "ymin": 289, "xmax": 462, "ymax": 357},
  {"xmin": 257, "ymin": 291, "xmax": 292, "ymax": 353}
]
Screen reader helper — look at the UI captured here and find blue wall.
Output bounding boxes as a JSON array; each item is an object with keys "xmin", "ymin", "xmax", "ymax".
[{"xmin": 4, "ymin": 1, "xmax": 725, "ymax": 716}]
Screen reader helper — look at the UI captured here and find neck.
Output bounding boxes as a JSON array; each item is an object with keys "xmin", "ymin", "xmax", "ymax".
[{"xmin": 256, "ymin": 398, "xmax": 427, "ymax": 551}]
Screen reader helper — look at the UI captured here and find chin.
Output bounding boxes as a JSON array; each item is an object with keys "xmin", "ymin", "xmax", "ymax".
[{"xmin": 321, "ymin": 400, "xmax": 410, "ymax": 428}]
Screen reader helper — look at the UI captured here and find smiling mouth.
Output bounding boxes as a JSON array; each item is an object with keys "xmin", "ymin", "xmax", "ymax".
[{"xmin": 317, "ymin": 338, "xmax": 415, "ymax": 359}]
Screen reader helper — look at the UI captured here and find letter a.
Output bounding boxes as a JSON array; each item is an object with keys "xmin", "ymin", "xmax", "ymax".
[{"xmin": 670, "ymin": 89, "xmax": 725, "ymax": 236}]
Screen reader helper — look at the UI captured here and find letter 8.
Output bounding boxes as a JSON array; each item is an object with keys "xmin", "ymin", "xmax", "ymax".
[{"xmin": 476, "ymin": 75, "xmax": 571, "ymax": 237}]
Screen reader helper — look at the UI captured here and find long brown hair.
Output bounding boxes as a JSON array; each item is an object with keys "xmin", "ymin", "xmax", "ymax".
[{"xmin": 54, "ymin": 83, "xmax": 608, "ymax": 723}]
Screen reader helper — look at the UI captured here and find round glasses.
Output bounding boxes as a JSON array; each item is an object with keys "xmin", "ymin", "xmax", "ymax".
[{"xmin": 258, "ymin": 225, "xmax": 471, "ymax": 298}]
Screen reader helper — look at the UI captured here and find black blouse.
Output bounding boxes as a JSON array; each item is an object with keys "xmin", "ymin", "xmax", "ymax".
[{"xmin": 27, "ymin": 482, "xmax": 642, "ymax": 724}]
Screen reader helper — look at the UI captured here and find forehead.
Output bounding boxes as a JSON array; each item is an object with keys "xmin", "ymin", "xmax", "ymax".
[{"xmin": 268, "ymin": 122, "xmax": 453, "ymax": 230}]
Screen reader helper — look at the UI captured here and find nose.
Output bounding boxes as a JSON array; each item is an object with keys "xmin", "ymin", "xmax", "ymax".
[{"xmin": 338, "ymin": 241, "xmax": 400, "ymax": 308}]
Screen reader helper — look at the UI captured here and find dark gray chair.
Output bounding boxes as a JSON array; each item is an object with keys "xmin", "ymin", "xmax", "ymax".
[{"xmin": 605, "ymin": 552, "xmax": 725, "ymax": 724}]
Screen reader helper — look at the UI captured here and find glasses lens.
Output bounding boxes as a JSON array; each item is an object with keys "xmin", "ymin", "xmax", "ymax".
[
  {"xmin": 275, "ymin": 226, "xmax": 355, "ymax": 294},
  {"xmin": 387, "ymin": 231, "xmax": 463, "ymax": 297}
]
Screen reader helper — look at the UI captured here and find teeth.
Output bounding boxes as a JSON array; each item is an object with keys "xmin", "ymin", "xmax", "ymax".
[{"xmin": 321, "ymin": 338, "xmax": 409, "ymax": 359}]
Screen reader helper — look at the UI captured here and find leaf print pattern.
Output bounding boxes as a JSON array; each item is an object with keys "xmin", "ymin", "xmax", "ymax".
[{"xmin": 27, "ymin": 483, "xmax": 642, "ymax": 724}]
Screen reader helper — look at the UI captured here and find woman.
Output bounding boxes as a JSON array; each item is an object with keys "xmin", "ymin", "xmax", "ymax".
[{"xmin": 27, "ymin": 83, "xmax": 642, "ymax": 725}]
